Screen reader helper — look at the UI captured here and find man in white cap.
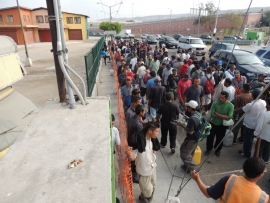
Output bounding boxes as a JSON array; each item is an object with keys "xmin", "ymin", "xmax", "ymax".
[{"xmin": 177, "ymin": 100, "xmax": 201, "ymax": 173}]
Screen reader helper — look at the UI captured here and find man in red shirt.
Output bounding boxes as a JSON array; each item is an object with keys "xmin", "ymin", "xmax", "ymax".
[
  {"xmin": 178, "ymin": 74, "xmax": 192, "ymax": 109},
  {"xmin": 179, "ymin": 59, "xmax": 192, "ymax": 78}
]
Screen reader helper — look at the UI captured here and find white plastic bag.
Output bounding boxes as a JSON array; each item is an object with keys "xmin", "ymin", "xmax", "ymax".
[
  {"xmin": 223, "ymin": 119, "xmax": 234, "ymax": 126},
  {"xmin": 164, "ymin": 196, "xmax": 181, "ymax": 203},
  {"xmin": 223, "ymin": 129, "xmax": 234, "ymax": 147}
]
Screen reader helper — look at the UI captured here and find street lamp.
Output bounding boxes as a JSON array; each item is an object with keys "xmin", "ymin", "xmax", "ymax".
[
  {"xmin": 168, "ymin": 8, "xmax": 172, "ymax": 35},
  {"xmin": 97, "ymin": 1, "xmax": 123, "ymax": 22}
]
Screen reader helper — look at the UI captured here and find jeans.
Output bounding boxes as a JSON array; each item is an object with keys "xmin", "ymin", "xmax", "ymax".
[
  {"xmin": 243, "ymin": 127, "xmax": 255, "ymax": 158},
  {"xmin": 232, "ymin": 120, "xmax": 245, "ymax": 142},
  {"xmin": 206, "ymin": 123, "xmax": 228, "ymax": 152},
  {"xmin": 180, "ymin": 138, "xmax": 200, "ymax": 171},
  {"xmin": 160, "ymin": 122, "xmax": 177, "ymax": 149},
  {"xmin": 253, "ymin": 139, "xmax": 270, "ymax": 162},
  {"xmin": 150, "ymin": 107, "xmax": 158, "ymax": 119}
]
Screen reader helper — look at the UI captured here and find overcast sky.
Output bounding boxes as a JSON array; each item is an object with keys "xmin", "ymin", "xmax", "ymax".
[{"xmin": 1, "ymin": 0, "xmax": 269, "ymax": 20}]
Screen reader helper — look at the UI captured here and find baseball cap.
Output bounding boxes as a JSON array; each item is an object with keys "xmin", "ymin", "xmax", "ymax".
[
  {"xmin": 188, "ymin": 59, "xmax": 193, "ymax": 63},
  {"xmin": 251, "ymin": 88, "xmax": 261, "ymax": 99},
  {"xmin": 234, "ymin": 70, "xmax": 240, "ymax": 75},
  {"xmin": 185, "ymin": 100, "xmax": 198, "ymax": 109},
  {"xmin": 217, "ymin": 60, "xmax": 222, "ymax": 65},
  {"xmin": 259, "ymin": 73, "xmax": 267, "ymax": 77},
  {"xmin": 126, "ymin": 76, "xmax": 132, "ymax": 81},
  {"xmin": 127, "ymin": 72, "xmax": 135, "ymax": 77},
  {"xmin": 184, "ymin": 74, "xmax": 190, "ymax": 79},
  {"xmin": 132, "ymin": 89, "xmax": 141, "ymax": 95},
  {"xmin": 172, "ymin": 68, "xmax": 177, "ymax": 72}
]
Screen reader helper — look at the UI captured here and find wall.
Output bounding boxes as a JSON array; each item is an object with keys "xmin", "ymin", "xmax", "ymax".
[{"xmin": 62, "ymin": 12, "xmax": 87, "ymax": 40}]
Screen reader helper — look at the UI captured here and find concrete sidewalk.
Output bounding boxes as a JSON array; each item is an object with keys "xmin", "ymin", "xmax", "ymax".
[{"xmin": 96, "ymin": 60, "xmax": 214, "ymax": 203}]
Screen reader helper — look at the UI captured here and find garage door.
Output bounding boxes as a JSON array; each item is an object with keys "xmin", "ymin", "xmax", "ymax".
[
  {"xmin": 0, "ymin": 29, "xmax": 18, "ymax": 44},
  {"xmin": 39, "ymin": 30, "xmax": 52, "ymax": 42},
  {"xmin": 68, "ymin": 29, "xmax": 82, "ymax": 40},
  {"xmin": 25, "ymin": 30, "xmax": 34, "ymax": 44}
]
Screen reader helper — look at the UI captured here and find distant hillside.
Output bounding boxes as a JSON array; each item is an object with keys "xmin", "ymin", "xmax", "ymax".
[{"xmin": 100, "ymin": 6, "xmax": 270, "ymax": 22}]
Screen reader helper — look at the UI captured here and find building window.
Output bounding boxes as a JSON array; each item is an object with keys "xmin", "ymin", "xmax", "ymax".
[
  {"xmin": 23, "ymin": 15, "xmax": 27, "ymax": 22},
  {"xmin": 6, "ymin": 14, "xmax": 14, "ymax": 22},
  {"xmin": 36, "ymin": 15, "xmax": 44, "ymax": 23},
  {"xmin": 45, "ymin": 16, "xmax": 49, "ymax": 23},
  {"xmin": 74, "ymin": 17, "xmax": 81, "ymax": 24},
  {"xmin": 0, "ymin": 15, "xmax": 3, "ymax": 22},
  {"xmin": 27, "ymin": 16, "xmax": 30, "ymax": 22},
  {"xmin": 66, "ymin": 17, "xmax": 73, "ymax": 24}
]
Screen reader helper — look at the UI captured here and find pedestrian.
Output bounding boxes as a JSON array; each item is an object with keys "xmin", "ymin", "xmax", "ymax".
[
  {"xmin": 124, "ymin": 89, "xmax": 145, "ymax": 109},
  {"xmin": 167, "ymin": 68, "xmax": 180, "ymax": 100},
  {"xmin": 121, "ymin": 76, "xmax": 135, "ymax": 105},
  {"xmin": 162, "ymin": 64, "xmax": 173, "ymax": 92},
  {"xmin": 156, "ymin": 93, "xmax": 180, "ymax": 153},
  {"xmin": 130, "ymin": 54, "xmax": 138, "ymax": 73},
  {"xmin": 183, "ymin": 77, "xmax": 204, "ymax": 116},
  {"xmin": 169, "ymin": 55, "xmax": 177, "ymax": 67},
  {"xmin": 232, "ymin": 70, "xmax": 247, "ymax": 96},
  {"xmin": 139, "ymin": 65, "xmax": 150, "ymax": 98},
  {"xmin": 213, "ymin": 60, "xmax": 225, "ymax": 86},
  {"xmin": 117, "ymin": 60, "xmax": 126, "ymax": 76},
  {"xmin": 101, "ymin": 48, "xmax": 108, "ymax": 65},
  {"xmin": 179, "ymin": 59, "xmax": 192, "ymax": 78},
  {"xmin": 177, "ymin": 100, "xmax": 201, "ymax": 172},
  {"xmin": 121, "ymin": 71, "xmax": 137, "ymax": 87},
  {"xmin": 145, "ymin": 54, "xmax": 153, "ymax": 67},
  {"xmin": 191, "ymin": 64, "xmax": 205, "ymax": 83},
  {"xmin": 223, "ymin": 78, "xmax": 235, "ymax": 102},
  {"xmin": 225, "ymin": 65, "xmax": 236, "ymax": 79},
  {"xmin": 118, "ymin": 69, "xmax": 128, "ymax": 86},
  {"xmin": 150, "ymin": 56, "xmax": 160, "ymax": 73},
  {"xmin": 157, "ymin": 62, "xmax": 166, "ymax": 79},
  {"xmin": 232, "ymin": 84, "xmax": 253, "ymax": 144},
  {"xmin": 146, "ymin": 71, "xmax": 161, "ymax": 98},
  {"xmin": 250, "ymin": 74, "xmax": 267, "ymax": 90},
  {"xmin": 148, "ymin": 78, "xmax": 166, "ymax": 121},
  {"xmin": 236, "ymin": 88, "xmax": 266, "ymax": 158},
  {"xmin": 136, "ymin": 62, "xmax": 146, "ymax": 81},
  {"xmin": 253, "ymin": 98, "xmax": 270, "ymax": 162},
  {"xmin": 201, "ymin": 68, "xmax": 215, "ymax": 115},
  {"xmin": 191, "ymin": 157, "xmax": 269, "ymax": 203},
  {"xmin": 199, "ymin": 56, "xmax": 209, "ymax": 71},
  {"xmin": 205, "ymin": 91, "xmax": 234, "ymax": 157},
  {"xmin": 173, "ymin": 58, "xmax": 183, "ymax": 73},
  {"xmin": 126, "ymin": 96, "xmax": 142, "ymax": 123},
  {"xmin": 186, "ymin": 60, "xmax": 197, "ymax": 75},
  {"xmin": 178, "ymin": 74, "xmax": 192, "ymax": 111},
  {"xmin": 125, "ymin": 122, "xmax": 160, "ymax": 202}
]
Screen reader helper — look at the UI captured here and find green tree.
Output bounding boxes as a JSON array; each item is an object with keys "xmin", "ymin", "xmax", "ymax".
[
  {"xmin": 99, "ymin": 22, "xmax": 122, "ymax": 34},
  {"xmin": 224, "ymin": 12, "xmax": 243, "ymax": 30},
  {"xmin": 193, "ymin": 2, "xmax": 218, "ymax": 33}
]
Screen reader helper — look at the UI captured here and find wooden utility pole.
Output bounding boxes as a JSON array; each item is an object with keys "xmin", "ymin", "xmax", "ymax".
[{"xmin": 46, "ymin": 0, "xmax": 66, "ymax": 102}]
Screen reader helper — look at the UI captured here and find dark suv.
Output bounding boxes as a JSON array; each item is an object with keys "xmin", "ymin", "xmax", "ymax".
[
  {"xmin": 146, "ymin": 35, "xmax": 158, "ymax": 45},
  {"xmin": 200, "ymin": 35, "xmax": 214, "ymax": 41},
  {"xmin": 159, "ymin": 36, "xmax": 178, "ymax": 48},
  {"xmin": 173, "ymin": 34, "xmax": 184, "ymax": 41},
  {"xmin": 209, "ymin": 43, "xmax": 240, "ymax": 57},
  {"xmin": 210, "ymin": 50, "xmax": 270, "ymax": 82}
]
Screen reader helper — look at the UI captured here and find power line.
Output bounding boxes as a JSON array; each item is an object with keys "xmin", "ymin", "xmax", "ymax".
[
  {"xmin": 99, "ymin": 0, "xmax": 106, "ymax": 19},
  {"xmin": 114, "ymin": 1, "xmax": 123, "ymax": 18}
]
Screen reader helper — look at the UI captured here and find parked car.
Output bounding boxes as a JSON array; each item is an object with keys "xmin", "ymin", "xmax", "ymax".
[
  {"xmin": 159, "ymin": 36, "xmax": 178, "ymax": 48},
  {"xmin": 140, "ymin": 34, "xmax": 148, "ymax": 39},
  {"xmin": 200, "ymin": 35, "xmax": 215, "ymax": 41},
  {"xmin": 89, "ymin": 32, "xmax": 96, "ymax": 36},
  {"xmin": 156, "ymin": 34, "xmax": 162, "ymax": 40},
  {"xmin": 96, "ymin": 32, "xmax": 104, "ymax": 36},
  {"xmin": 209, "ymin": 42, "xmax": 240, "ymax": 58},
  {"xmin": 223, "ymin": 36, "xmax": 237, "ymax": 40},
  {"xmin": 146, "ymin": 35, "xmax": 158, "ymax": 45},
  {"xmin": 173, "ymin": 34, "xmax": 184, "ymax": 41},
  {"xmin": 210, "ymin": 49, "xmax": 270, "ymax": 82},
  {"xmin": 255, "ymin": 48, "xmax": 270, "ymax": 67},
  {"xmin": 235, "ymin": 36, "xmax": 243, "ymax": 40},
  {"xmin": 178, "ymin": 37, "xmax": 206, "ymax": 55}
]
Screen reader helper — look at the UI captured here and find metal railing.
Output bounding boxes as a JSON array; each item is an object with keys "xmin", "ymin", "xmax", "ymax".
[
  {"xmin": 84, "ymin": 36, "xmax": 105, "ymax": 96},
  {"xmin": 203, "ymin": 39, "xmax": 255, "ymax": 45}
]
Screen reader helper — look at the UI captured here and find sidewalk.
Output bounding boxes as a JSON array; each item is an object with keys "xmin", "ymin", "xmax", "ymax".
[{"xmin": 97, "ymin": 61, "xmax": 214, "ymax": 203}]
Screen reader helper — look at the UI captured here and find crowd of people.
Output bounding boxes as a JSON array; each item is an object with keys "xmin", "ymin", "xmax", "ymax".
[{"xmin": 108, "ymin": 38, "xmax": 270, "ymax": 202}]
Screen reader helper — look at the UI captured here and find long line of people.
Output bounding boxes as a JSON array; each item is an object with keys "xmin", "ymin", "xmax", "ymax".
[{"xmin": 108, "ymin": 39, "xmax": 270, "ymax": 202}]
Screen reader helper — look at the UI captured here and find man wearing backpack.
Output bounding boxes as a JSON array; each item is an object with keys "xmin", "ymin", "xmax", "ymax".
[
  {"xmin": 201, "ymin": 68, "xmax": 215, "ymax": 115},
  {"xmin": 177, "ymin": 100, "xmax": 201, "ymax": 173}
]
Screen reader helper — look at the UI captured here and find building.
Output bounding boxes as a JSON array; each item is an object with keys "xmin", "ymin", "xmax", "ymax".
[
  {"xmin": 0, "ymin": 6, "xmax": 38, "ymax": 44},
  {"xmin": 0, "ymin": 6, "xmax": 89, "ymax": 44}
]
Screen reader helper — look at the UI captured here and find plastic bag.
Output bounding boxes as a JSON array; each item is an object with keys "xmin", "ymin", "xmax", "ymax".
[{"xmin": 223, "ymin": 129, "xmax": 234, "ymax": 147}]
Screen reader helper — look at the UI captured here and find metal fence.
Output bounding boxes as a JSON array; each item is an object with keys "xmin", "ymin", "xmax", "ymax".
[
  {"xmin": 84, "ymin": 36, "xmax": 105, "ymax": 96},
  {"xmin": 203, "ymin": 39, "xmax": 255, "ymax": 45}
]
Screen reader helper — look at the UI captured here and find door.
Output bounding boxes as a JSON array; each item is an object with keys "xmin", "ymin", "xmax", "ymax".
[
  {"xmin": 39, "ymin": 30, "xmax": 52, "ymax": 42},
  {"xmin": 68, "ymin": 29, "xmax": 82, "ymax": 40},
  {"xmin": 25, "ymin": 30, "xmax": 34, "ymax": 44},
  {"xmin": 0, "ymin": 29, "xmax": 18, "ymax": 44}
]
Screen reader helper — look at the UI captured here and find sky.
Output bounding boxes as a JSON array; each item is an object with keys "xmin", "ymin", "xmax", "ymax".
[{"xmin": 0, "ymin": 0, "xmax": 269, "ymax": 20}]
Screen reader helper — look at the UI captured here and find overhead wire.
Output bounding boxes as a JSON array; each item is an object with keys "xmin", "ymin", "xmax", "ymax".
[
  {"xmin": 99, "ymin": 0, "xmax": 106, "ymax": 19},
  {"xmin": 114, "ymin": 0, "xmax": 123, "ymax": 18}
]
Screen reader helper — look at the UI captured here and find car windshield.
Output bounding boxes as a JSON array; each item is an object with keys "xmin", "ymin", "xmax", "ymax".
[
  {"xmin": 148, "ymin": 36, "xmax": 156, "ymax": 40},
  {"xmin": 226, "ymin": 44, "xmax": 240, "ymax": 49},
  {"xmin": 190, "ymin": 39, "xmax": 204, "ymax": 44},
  {"xmin": 235, "ymin": 54, "xmax": 264, "ymax": 65}
]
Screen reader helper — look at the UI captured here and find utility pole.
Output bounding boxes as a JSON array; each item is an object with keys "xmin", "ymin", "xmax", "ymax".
[
  {"xmin": 109, "ymin": 7, "xmax": 112, "ymax": 22},
  {"xmin": 168, "ymin": 8, "xmax": 172, "ymax": 35},
  {"xmin": 213, "ymin": 0, "xmax": 221, "ymax": 35},
  {"xmin": 16, "ymin": 0, "xmax": 32, "ymax": 67},
  {"xmin": 132, "ymin": 3, "xmax": 134, "ymax": 21},
  {"xmin": 46, "ymin": 0, "xmax": 66, "ymax": 102},
  {"xmin": 97, "ymin": 2, "xmax": 123, "ymax": 23},
  {"xmin": 198, "ymin": 8, "xmax": 201, "ymax": 37}
]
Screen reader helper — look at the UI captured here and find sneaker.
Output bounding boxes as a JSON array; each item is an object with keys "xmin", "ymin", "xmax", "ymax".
[
  {"xmin": 215, "ymin": 151, "xmax": 221, "ymax": 157},
  {"xmin": 139, "ymin": 195, "xmax": 149, "ymax": 203},
  {"xmin": 171, "ymin": 148, "xmax": 175, "ymax": 153},
  {"xmin": 160, "ymin": 143, "xmax": 165, "ymax": 148},
  {"xmin": 204, "ymin": 150, "xmax": 211, "ymax": 156},
  {"xmin": 238, "ymin": 151, "xmax": 244, "ymax": 156},
  {"xmin": 181, "ymin": 164, "xmax": 190, "ymax": 173}
]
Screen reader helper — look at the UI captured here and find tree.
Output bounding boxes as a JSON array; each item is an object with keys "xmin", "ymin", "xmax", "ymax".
[
  {"xmin": 99, "ymin": 22, "xmax": 122, "ymax": 34},
  {"xmin": 224, "ymin": 12, "xmax": 243, "ymax": 30},
  {"xmin": 193, "ymin": 2, "xmax": 218, "ymax": 33},
  {"xmin": 264, "ymin": 11, "xmax": 270, "ymax": 26}
]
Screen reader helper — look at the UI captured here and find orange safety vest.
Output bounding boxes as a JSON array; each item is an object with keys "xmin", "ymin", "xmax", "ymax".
[{"xmin": 220, "ymin": 175, "xmax": 269, "ymax": 203}]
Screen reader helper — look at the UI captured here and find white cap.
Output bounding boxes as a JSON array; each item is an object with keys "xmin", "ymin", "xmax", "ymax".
[{"xmin": 185, "ymin": 100, "xmax": 198, "ymax": 109}]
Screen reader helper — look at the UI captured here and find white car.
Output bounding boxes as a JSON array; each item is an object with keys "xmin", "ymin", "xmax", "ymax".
[
  {"xmin": 156, "ymin": 34, "xmax": 161, "ymax": 40},
  {"xmin": 178, "ymin": 37, "xmax": 206, "ymax": 55}
]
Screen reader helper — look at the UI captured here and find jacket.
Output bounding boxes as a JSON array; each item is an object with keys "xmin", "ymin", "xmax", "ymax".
[{"xmin": 136, "ymin": 128, "xmax": 160, "ymax": 153}]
